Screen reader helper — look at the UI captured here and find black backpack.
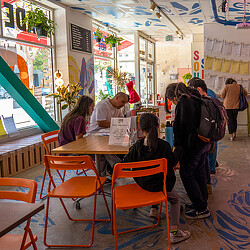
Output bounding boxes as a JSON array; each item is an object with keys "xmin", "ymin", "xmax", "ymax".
[{"xmin": 197, "ymin": 96, "xmax": 228, "ymax": 142}]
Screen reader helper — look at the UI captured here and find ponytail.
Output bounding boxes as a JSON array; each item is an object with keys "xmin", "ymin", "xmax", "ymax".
[{"xmin": 139, "ymin": 113, "xmax": 159, "ymax": 152}]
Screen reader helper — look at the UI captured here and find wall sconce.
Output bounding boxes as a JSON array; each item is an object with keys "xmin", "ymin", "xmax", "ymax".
[
  {"xmin": 54, "ymin": 70, "xmax": 64, "ymax": 86},
  {"xmin": 150, "ymin": 2, "xmax": 156, "ymax": 11}
]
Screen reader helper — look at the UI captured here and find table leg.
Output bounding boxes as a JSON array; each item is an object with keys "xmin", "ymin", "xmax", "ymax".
[{"xmin": 95, "ymin": 154, "xmax": 105, "ymax": 177}]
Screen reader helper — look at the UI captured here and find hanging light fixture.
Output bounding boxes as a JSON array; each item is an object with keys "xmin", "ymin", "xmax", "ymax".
[{"xmin": 150, "ymin": 1, "xmax": 157, "ymax": 11}]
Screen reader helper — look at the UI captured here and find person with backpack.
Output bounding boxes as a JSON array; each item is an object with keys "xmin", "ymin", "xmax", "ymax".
[
  {"xmin": 188, "ymin": 77, "xmax": 219, "ymax": 192},
  {"xmin": 165, "ymin": 83, "xmax": 211, "ymax": 219},
  {"xmin": 123, "ymin": 113, "xmax": 191, "ymax": 244},
  {"xmin": 221, "ymin": 78, "xmax": 248, "ymax": 141}
]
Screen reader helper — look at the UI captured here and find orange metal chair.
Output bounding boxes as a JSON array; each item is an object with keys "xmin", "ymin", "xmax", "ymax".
[
  {"xmin": 40, "ymin": 130, "xmax": 87, "ymax": 199},
  {"xmin": 0, "ymin": 178, "xmax": 38, "ymax": 249},
  {"xmin": 43, "ymin": 155, "xmax": 111, "ymax": 247},
  {"xmin": 111, "ymin": 158, "xmax": 171, "ymax": 250}
]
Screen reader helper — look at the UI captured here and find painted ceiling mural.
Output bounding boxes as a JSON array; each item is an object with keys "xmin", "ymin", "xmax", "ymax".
[{"xmin": 55, "ymin": 0, "xmax": 250, "ymax": 39}]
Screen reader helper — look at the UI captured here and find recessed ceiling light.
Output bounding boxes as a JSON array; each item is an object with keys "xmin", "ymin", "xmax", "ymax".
[{"xmin": 156, "ymin": 12, "xmax": 162, "ymax": 19}]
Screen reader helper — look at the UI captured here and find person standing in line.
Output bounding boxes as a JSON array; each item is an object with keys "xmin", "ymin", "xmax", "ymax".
[
  {"xmin": 165, "ymin": 83, "xmax": 211, "ymax": 219},
  {"xmin": 123, "ymin": 113, "xmax": 191, "ymax": 244},
  {"xmin": 221, "ymin": 78, "xmax": 248, "ymax": 141},
  {"xmin": 58, "ymin": 95, "xmax": 94, "ymax": 146},
  {"xmin": 188, "ymin": 77, "xmax": 218, "ymax": 194}
]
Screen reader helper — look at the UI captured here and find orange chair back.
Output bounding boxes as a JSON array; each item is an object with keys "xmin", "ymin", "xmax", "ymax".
[
  {"xmin": 112, "ymin": 158, "xmax": 167, "ymax": 195},
  {"xmin": 41, "ymin": 130, "xmax": 59, "ymax": 154},
  {"xmin": 0, "ymin": 178, "xmax": 37, "ymax": 203}
]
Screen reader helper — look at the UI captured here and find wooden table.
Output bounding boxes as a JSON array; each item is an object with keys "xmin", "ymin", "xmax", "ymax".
[
  {"xmin": 52, "ymin": 134, "xmax": 130, "ymax": 175},
  {"xmin": 0, "ymin": 202, "xmax": 44, "ymax": 237}
]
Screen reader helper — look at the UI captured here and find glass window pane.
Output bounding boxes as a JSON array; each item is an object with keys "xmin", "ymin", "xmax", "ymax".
[
  {"xmin": 139, "ymin": 37, "xmax": 146, "ymax": 59},
  {"xmin": 2, "ymin": 0, "xmax": 52, "ymax": 46},
  {"xmin": 0, "ymin": 39, "xmax": 54, "ymax": 128},
  {"xmin": 148, "ymin": 41, "xmax": 154, "ymax": 60}
]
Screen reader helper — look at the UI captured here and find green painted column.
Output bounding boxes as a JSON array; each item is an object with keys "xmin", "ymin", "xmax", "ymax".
[{"xmin": 0, "ymin": 56, "xmax": 59, "ymax": 132}]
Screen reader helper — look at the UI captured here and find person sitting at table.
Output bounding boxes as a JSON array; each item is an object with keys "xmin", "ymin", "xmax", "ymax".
[
  {"xmin": 58, "ymin": 95, "xmax": 94, "ymax": 146},
  {"xmin": 87, "ymin": 92, "xmax": 129, "ymax": 133},
  {"xmin": 87, "ymin": 92, "xmax": 129, "ymax": 176},
  {"xmin": 123, "ymin": 113, "xmax": 191, "ymax": 244}
]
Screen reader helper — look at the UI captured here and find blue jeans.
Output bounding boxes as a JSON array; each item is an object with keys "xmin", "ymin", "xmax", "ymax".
[
  {"xmin": 208, "ymin": 142, "xmax": 217, "ymax": 172},
  {"xmin": 180, "ymin": 144, "xmax": 210, "ymax": 211}
]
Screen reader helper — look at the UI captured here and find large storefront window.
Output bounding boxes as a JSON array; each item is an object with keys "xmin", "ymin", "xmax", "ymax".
[{"xmin": 0, "ymin": 0, "xmax": 54, "ymax": 129}]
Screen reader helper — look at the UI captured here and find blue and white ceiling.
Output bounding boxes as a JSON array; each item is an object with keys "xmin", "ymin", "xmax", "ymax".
[{"xmin": 53, "ymin": 0, "xmax": 250, "ymax": 40}]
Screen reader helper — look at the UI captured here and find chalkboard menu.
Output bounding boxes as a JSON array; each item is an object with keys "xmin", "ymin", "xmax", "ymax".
[{"xmin": 70, "ymin": 23, "xmax": 92, "ymax": 53}]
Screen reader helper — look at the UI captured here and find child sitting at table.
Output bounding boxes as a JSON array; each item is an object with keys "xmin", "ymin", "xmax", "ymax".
[
  {"xmin": 123, "ymin": 113, "xmax": 191, "ymax": 244},
  {"xmin": 58, "ymin": 95, "xmax": 94, "ymax": 146}
]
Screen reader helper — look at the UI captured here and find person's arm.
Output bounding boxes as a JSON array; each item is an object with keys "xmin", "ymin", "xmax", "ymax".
[
  {"xmin": 75, "ymin": 133, "xmax": 84, "ymax": 140},
  {"xmin": 97, "ymin": 120, "xmax": 110, "ymax": 128},
  {"xmin": 243, "ymin": 86, "xmax": 248, "ymax": 96},
  {"xmin": 123, "ymin": 144, "xmax": 138, "ymax": 163}
]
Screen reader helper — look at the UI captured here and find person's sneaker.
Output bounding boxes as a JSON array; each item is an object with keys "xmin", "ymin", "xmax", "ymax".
[
  {"xmin": 170, "ymin": 229, "xmax": 191, "ymax": 244},
  {"xmin": 105, "ymin": 175, "xmax": 112, "ymax": 183},
  {"xmin": 149, "ymin": 208, "xmax": 158, "ymax": 219},
  {"xmin": 207, "ymin": 184, "xmax": 213, "ymax": 194},
  {"xmin": 185, "ymin": 208, "xmax": 210, "ymax": 219},
  {"xmin": 185, "ymin": 203, "xmax": 195, "ymax": 211}
]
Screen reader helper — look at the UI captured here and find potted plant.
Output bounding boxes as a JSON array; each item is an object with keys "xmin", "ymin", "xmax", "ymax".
[
  {"xmin": 23, "ymin": 6, "xmax": 56, "ymax": 38},
  {"xmin": 107, "ymin": 67, "xmax": 127, "ymax": 92},
  {"xmin": 47, "ymin": 82, "xmax": 82, "ymax": 121},
  {"xmin": 105, "ymin": 34, "xmax": 123, "ymax": 47},
  {"xmin": 182, "ymin": 73, "xmax": 192, "ymax": 85},
  {"xmin": 94, "ymin": 28, "xmax": 103, "ymax": 43}
]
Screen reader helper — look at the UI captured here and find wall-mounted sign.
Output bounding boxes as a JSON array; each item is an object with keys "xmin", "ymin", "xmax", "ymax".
[
  {"xmin": 70, "ymin": 24, "xmax": 92, "ymax": 53},
  {"xmin": 166, "ymin": 35, "xmax": 173, "ymax": 41}
]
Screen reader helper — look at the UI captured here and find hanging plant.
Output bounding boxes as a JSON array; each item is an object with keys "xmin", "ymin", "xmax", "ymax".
[
  {"xmin": 107, "ymin": 67, "xmax": 127, "ymax": 92},
  {"xmin": 23, "ymin": 5, "xmax": 56, "ymax": 38},
  {"xmin": 94, "ymin": 28, "xmax": 103, "ymax": 43},
  {"xmin": 105, "ymin": 34, "xmax": 123, "ymax": 47}
]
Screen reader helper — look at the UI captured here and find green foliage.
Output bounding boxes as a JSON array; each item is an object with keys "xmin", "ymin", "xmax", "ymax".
[
  {"xmin": 23, "ymin": 6, "xmax": 56, "ymax": 38},
  {"xmin": 94, "ymin": 28, "xmax": 103, "ymax": 39},
  {"xmin": 182, "ymin": 73, "xmax": 192, "ymax": 80},
  {"xmin": 47, "ymin": 82, "xmax": 82, "ymax": 111},
  {"xmin": 33, "ymin": 51, "xmax": 48, "ymax": 70},
  {"xmin": 105, "ymin": 34, "xmax": 123, "ymax": 46},
  {"xmin": 96, "ymin": 90, "xmax": 113, "ymax": 102}
]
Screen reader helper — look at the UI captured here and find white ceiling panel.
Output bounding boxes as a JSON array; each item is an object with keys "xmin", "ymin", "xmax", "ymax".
[{"xmin": 53, "ymin": 0, "xmax": 250, "ymax": 39}]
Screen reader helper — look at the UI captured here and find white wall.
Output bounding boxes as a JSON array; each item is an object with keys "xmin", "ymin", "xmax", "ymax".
[{"xmin": 155, "ymin": 38, "xmax": 192, "ymax": 96}]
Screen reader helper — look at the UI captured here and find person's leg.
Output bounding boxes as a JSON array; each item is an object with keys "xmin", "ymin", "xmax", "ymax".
[
  {"xmin": 196, "ymin": 150, "xmax": 209, "ymax": 202},
  {"xmin": 204, "ymin": 156, "xmax": 211, "ymax": 184},
  {"xmin": 226, "ymin": 109, "xmax": 234, "ymax": 139},
  {"xmin": 168, "ymin": 189, "xmax": 191, "ymax": 243},
  {"xmin": 180, "ymin": 144, "xmax": 210, "ymax": 212},
  {"xmin": 105, "ymin": 154, "xmax": 122, "ymax": 166},
  {"xmin": 167, "ymin": 189, "xmax": 180, "ymax": 230},
  {"xmin": 208, "ymin": 142, "xmax": 217, "ymax": 173},
  {"xmin": 232, "ymin": 109, "xmax": 239, "ymax": 136}
]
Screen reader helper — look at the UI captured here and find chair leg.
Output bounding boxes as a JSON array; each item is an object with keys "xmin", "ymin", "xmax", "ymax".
[
  {"xmin": 165, "ymin": 200, "xmax": 171, "ymax": 250},
  {"xmin": 99, "ymin": 185, "xmax": 111, "ymax": 220},
  {"xmin": 27, "ymin": 227, "xmax": 38, "ymax": 250},
  {"xmin": 76, "ymin": 169, "xmax": 87, "ymax": 176},
  {"xmin": 113, "ymin": 202, "xmax": 118, "ymax": 250},
  {"xmin": 40, "ymin": 168, "xmax": 47, "ymax": 199},
  {"xmin": 44, "ymin": 196, "xmax": 50, "ymax": 247}
]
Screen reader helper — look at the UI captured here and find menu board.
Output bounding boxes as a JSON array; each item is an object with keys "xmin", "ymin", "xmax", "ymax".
[{"xmin": 70, "ymin": 24, "xmax": 92, "ymax": 53}]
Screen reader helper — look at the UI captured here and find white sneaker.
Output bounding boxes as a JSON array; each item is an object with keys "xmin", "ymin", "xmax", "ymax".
[
  {"xmin": 149, "ymin": 208, "xmax": 158, "ymax": 219},
  {"xmin": 170, "ymin": 229, "xmax": 191, "ymax": 244}
]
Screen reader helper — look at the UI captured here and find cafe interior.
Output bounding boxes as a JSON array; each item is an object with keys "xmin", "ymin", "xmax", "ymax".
[{"xmin": 0, "ymin": 0, "xmax": 249, "ymax": 249}]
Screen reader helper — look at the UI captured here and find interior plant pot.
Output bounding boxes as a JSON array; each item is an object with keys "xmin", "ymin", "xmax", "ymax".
[
  {"xmin": 111, "ymin": 42, "xmax": 116, "ymax": 47},
  {"xmin": 96, "ymin": 37, "xmax": 102, "ymax": 43},
  {"xmin": 35, "ymin": 27, "xmax": 48, "ymax": 38}
]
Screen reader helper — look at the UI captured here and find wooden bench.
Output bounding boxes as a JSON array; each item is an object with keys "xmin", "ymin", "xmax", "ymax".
[{"xmin": 0, "ymin": 134, "xmax": 57, "ymax": 177}]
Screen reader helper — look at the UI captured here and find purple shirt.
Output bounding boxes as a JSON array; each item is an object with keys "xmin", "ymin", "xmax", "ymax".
[{"xmin": 58, "ymin": 116, "xmax": 86, "ymax": 146}]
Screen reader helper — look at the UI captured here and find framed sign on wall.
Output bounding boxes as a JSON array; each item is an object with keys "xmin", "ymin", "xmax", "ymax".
[{"xmin": 70, "ymin": 23, "xmax": 92, "ymax": 53}]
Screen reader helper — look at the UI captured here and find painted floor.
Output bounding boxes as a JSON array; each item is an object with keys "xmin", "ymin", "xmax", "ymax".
[{"xmin": 5, "ymin": 130, "xmax": 250, "ymax": 250}]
